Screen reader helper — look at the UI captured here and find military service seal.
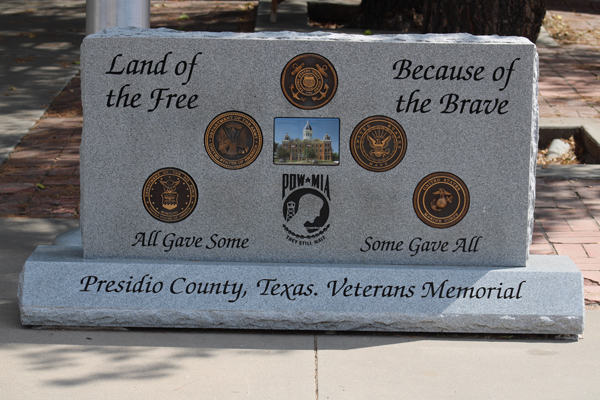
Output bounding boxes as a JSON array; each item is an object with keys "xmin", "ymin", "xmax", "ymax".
[
  {"xmin": 142, "ymin": 167, "xmax": 198, "ymax": 223},
  {"xmin": 349, "ymin": 116, "xmax": 407, "ymax": 172},
  {"xmin": 204, "ymin": 111, "xmax": 263, "ymax": 170},
  {"xmin": 413, "ymin": 172, "xmax": 470, "ymax": 229},
  {"xmin": 281, "ymin": 53, "xmax": 338, "ymax": 110}
]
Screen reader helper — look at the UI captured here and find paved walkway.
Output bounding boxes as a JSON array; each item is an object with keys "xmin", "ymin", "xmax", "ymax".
[
  {"xmin": 0, "ymin": 217, "xmax": 598, "ymax": 399},
  {"xmin": 0, "ymin": 0, "xmax": 83, "ymax": 165},
  {"xmin": 539, "ymin": 0, "xmax": 600, "ymax": 118},
  {"xmin": 0, "ymin": 76, "xmax": 81, "ymax": 218},
  {"xmin": 534, "ymin": 178, "xmax": 600, "ymax": 304}
]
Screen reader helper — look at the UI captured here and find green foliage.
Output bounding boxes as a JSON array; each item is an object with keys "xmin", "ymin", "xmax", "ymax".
[{"xmin": 276, "ymin": 147, "xmax": 290, "ymax": 159}]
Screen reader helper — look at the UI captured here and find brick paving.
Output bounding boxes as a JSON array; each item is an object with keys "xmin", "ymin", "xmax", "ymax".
[
  {"xmin": 1, "ymin": 0, "xmax": 600, "ymax": 304},
  {"xmin": 540, "ymin": 0, "xmax": 600, "ymax": 118},
  {"xmin": 0, "ymin": 76, "xmax": 81, "ymax": 218},
  {"xmin": 534, "ymin": 179, "xmax": 600, "ymax": 304}
]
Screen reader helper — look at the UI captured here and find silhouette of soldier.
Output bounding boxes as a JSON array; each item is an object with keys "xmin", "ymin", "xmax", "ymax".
[{"xmin": 286, "ymin": 193, "xmax": 324, "ymax": 234}]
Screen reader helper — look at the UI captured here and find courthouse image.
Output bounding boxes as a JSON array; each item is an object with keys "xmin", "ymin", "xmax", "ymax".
[{"xmin": 274, "ymin": 118, "xmax": 340, "ymax": 165}]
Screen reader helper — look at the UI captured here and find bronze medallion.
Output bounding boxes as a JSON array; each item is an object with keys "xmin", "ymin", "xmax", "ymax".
[
  {"xmin": 413, "ymin": 172, "xmax": 470, "ymax": 229},
  {"xmin": 281, "ymin": 53, "xmax": 338, "ymax": 110},
  {"xmin": 349, "ymin": 116, "xmax": 407, "ymax": 172},
  {"xmin": 142, "ymin": 167, "xmax": 198, "ymax": 223},
  {"xmin": 204, "ymin": 111, "xmax": 263, "ymax": 169}
]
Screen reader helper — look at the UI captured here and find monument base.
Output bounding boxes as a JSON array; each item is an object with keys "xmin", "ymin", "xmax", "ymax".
[{"xmin": 18, "ymin": 246, "xmax": 584, "ymax": 334}]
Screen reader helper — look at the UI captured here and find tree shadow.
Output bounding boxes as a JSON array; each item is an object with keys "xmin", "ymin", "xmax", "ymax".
[{"xmin": 0, "ymin": 305, "xmax": 313, "ymax": 387}]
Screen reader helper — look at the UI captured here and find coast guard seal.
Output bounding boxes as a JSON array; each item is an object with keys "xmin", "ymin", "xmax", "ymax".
[{"xmin": 281, "ymin": 53, "xmax": 338, "ymax": 110}]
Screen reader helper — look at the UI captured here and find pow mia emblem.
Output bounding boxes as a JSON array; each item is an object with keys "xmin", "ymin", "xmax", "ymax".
[
  {"xmin": 204, "ymin": 111, "xmax": 263, "ymax": 170},
  {"xmin": 142, "ymin": 167, "xmax": 198, "ymax": 223},
  {"xmin": 281, "ymin": 53, "xmax": 338, "ymax": 110},
  {"xmin": 282, "ymin": 173, "xmax": 330, "ymax": 244},
  {"xmin": 413, "ymin": 172, "xmax": 470, "ymax": 229},
  {"xmin": 350, "ymin": 116, "xmax": 407, "ymax": 172}
]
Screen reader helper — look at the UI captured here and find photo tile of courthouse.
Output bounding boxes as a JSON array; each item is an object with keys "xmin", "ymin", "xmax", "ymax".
[{"xmin": 274, "ymin": 118, "xmax": 340, "ymax": 164}]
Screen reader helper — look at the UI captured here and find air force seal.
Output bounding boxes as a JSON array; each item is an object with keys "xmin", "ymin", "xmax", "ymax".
[{"xmin": 142, "ymin": 167, "xmax": 198, "ymax": 223}]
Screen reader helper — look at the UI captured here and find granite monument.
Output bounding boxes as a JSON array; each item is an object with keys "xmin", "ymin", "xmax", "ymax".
[{"xmin": 18, "ymin": 28, "xmax": 584, "ymax": 334}]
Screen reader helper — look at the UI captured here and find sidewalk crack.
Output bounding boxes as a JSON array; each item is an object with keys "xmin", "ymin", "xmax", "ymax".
[{"xmin": 314, "ymin": 334, "xmax": 319, "ymax": 400}]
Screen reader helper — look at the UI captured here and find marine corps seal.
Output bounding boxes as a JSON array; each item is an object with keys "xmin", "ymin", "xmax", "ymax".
[
  {"xmin": 142, "ymin": 167, "xmax": 198, "ymax": 223},
  {"xmin": 349, "ymin": 116, "xmax": 407, "ymax": 172},
  {"xmin": 204, "ymin": 111, "xmax": 263, "ymax": 170},
  {"xmin": 413, "ymin": 172, "xmax": 470, "ymax": 229},
  {"xmin": 281, "ymin": 53, "xmax": 338, "ymax": 110}
]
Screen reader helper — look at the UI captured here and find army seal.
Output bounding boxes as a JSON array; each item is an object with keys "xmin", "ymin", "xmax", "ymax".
[
  {"xmin": 281, "ymin": 53, "xmax": 338, "ymax": 110},
  {"xmin": 413, "ymin": 172, "xmax": 470, "ymax": 229},
  {"xmin": 349, "ymin": 116, "xmax": 407, "ymax": 172},
  {"xmin": 142, "ymin": 167, "xmax": 198, "ymax": 223},
  {"xmin": 204, "ymin": 111, "xmax": 263, "ymax": 169}
]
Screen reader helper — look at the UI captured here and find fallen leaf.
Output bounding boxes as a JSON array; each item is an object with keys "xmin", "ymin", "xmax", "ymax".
[
  {"xmin": 177, "ymin": 13, "xmax": 189, "ymax": 20},
  {"xmin": 14, "ymin": 57, "xmax": 33, "ymax": 63},
  {"xmin": 29, "ymin": 32, "xmax": 36, "ymax": 39},
  {"xmin": 36, "ymin": 183, "xmax": 45, "ymax": 189}
]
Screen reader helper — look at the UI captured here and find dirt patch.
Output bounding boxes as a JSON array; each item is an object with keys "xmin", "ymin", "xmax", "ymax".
[
  {"xmin": 537, "ymin": 134, "xmax": 594, "ymax": 167},
  {"xmin": 543, "ymin": 11, "xmax": 600, "ymax": 46}
]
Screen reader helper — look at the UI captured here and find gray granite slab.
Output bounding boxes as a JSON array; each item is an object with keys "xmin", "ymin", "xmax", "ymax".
[
  {"xmin": 18, "ymin": 246, "xmax": 583, "ymax": 334},
  {"xmin": 81, "ymin": 28, "xmax": 538, "ymax": 267}
]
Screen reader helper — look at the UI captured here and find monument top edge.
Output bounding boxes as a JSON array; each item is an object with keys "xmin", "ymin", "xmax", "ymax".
[{"xmin": 85, "ymin": 26, "xmax": 533, "ymax": 46}]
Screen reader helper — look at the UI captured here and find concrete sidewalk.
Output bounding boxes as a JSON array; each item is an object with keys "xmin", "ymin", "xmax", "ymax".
[
  {"xmin": 0, "ymin": 218, "xmax": 599, "ymax": 399},
  {"xmin": 0, "ymin": 0, "xmax": 84, "ymax": 166}
]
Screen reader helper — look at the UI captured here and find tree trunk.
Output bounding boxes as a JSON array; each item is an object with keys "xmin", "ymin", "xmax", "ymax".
[
  {"xmin": 345, "ymin": 0, "xmax": 422, "ymax": 31},
  {"xmin": 422, "ymin": 0, "xmax": 546, "ymax": 42},
  {"xmin": 346, "ymin": 0, "xmax": 546, "ymax": 43}
]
